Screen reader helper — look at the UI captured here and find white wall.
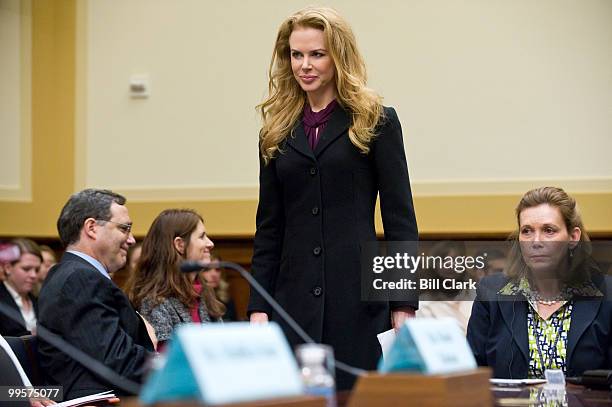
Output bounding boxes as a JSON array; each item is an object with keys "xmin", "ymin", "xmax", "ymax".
[{"xmin": 80, "ymin": 0, "xmax": 612, "ymax": 199}]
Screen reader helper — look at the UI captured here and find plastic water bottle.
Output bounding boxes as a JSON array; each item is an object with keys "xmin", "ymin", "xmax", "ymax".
[{"xmin": 296, "ymin": 344, "xmax": 337, "ymax": 407}]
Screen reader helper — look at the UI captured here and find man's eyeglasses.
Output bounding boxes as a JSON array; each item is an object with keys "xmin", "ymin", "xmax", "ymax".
[{"xmin": 96, "ymin": 219, "xmax": 133, "ymax": 234}]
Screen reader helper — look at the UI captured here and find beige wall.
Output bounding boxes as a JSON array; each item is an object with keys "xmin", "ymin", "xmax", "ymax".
[
  {"xmin": 0, "ymin": 0, "xmax": 77, "ymax": 237},
  {"xmin": 1, "ymin": 0, "xmax": 611, "ymax": 238},
  {"xmin": 0, "ymin": 0, "xmax": 31, "ymax": 200},
  {"xmin": 80, "ymin": 0, "xmax": 612, "ymax": 199}
]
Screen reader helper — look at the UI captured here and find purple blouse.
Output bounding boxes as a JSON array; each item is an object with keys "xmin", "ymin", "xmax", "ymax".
[{"xmin": 302, "ymin": 99, "xmax": 337, "ymax": 150}]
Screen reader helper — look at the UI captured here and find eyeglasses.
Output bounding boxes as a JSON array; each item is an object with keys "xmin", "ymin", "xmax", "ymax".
[{"xmin": 96, "ymin": 219, "xmax": 133, "ymax": 234}]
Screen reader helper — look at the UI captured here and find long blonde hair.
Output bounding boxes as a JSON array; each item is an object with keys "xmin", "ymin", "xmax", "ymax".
[{"xmin": 258, "ymin": 6, "xmax": 383, "ymax": 163}]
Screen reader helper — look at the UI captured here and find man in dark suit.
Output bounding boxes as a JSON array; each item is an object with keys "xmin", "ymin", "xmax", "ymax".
[{"xmin": 38, "ymin": 189, "xmax": 156, "ymax": 400}]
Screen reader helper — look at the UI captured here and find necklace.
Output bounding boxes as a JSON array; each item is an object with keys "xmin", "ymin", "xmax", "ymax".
[
  {"xmin": 533, "ymin": 290, "xmax": 566, "ymax": 305},
  {"xmin": 537, "ymin": 299, "xmax": 558, "ymax": 306}
]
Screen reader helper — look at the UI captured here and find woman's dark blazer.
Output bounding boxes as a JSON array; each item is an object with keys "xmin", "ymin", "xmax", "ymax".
[
  {"xmin": 467, "ymin": 273, "xmax": 612, "ymax": 379},
  {"xmin": 248, "ymin": 105, "xmax": 418, "ymax": 389},
  {"xmin": 0, "ymin": 282, "xmax": 37, "ymax": 337}
]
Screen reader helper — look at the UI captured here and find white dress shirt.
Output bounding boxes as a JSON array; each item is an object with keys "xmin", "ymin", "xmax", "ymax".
[{"xmin": 66, "ymin": 250, "xmax": 111, "ymax": 280}]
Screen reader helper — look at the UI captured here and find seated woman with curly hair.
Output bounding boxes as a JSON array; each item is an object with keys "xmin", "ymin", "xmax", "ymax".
[{"xmin": 126, "ymin": 209, "xmax": 225, "ymax": 346}]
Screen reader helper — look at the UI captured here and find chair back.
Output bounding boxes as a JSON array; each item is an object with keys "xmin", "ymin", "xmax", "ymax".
[
  {"xmin": 4, "ymin": 335, "xmax": 45, "ymax": 385},
  {"xmin": 0, "ymin": 339, "xmax": 30, "ymax": 406}
]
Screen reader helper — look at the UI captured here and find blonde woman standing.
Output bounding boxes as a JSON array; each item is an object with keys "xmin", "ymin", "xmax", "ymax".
[{"xmin": 248, "ymin": 6, "xmax": 418, "ymax": 389}]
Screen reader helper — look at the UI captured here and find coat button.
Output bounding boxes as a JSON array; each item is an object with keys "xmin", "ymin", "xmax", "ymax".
[
  {"xmin": 312, "ymin": 286, "xmax": 323, "ymax": 297},
  {"xmin": 313, "ymin": 246, "xmax": 322, "ymax": 256},
  {"xmin": 309, "ymin": 167, "xmax": 317, "ymax": 176},
  {"xmin": 311, "ymin": 206, "xmax": 319, "ymax": 215}
]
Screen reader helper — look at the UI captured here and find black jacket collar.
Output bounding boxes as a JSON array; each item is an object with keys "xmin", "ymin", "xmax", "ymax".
[{"xmin": 286, "ymin": 106, "xmax": 351, "ymax": 161}]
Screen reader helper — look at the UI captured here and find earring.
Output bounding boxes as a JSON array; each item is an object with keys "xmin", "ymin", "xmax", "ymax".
[{"xmin": 569, "ymin": 247, "xmax": 574, "ymax": 259}]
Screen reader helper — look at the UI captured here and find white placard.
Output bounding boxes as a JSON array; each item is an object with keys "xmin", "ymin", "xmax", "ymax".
[
  {"xmin": 178, "ymin": 323, "xmax": 304, "ymax": 405},
  {"xmin": 377, "ymin": 328, "xmax": 396, "ymax": 360},
  {"xmin": 404, "ymin": 318, "xmax": 477, "ymax": 374}
]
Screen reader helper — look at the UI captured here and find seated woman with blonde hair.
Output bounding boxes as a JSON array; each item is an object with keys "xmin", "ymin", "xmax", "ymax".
[
  {"xmin": 467, "ymin": 186, "xmax": 612, "ymax": 379},
  {"xmin": 127, "ymin": 209, "xmax": 225, "ymax": 346},
  {"xmin": 0, "ymin": 238, "xmax": 42, "ymax": 336}
]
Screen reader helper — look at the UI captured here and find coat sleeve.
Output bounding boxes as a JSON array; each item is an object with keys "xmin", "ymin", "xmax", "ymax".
[
  {"xmin": 247, "ymin": 151, "xmax": 285, "ymax": 316},
  {"xmin": 56, "ymin": 270, "xmax": 151, "ymax": 382},
  {"xmin": 466, "ymin": 283, "xmax": 491, "ymax": 367},
  {"xmin": 373, "ymin": 107, "xmax": 419, "ymax": 310}
]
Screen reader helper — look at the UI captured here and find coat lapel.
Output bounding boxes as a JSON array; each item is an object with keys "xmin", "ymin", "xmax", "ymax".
[
  {"xmin": 499, "ymin": 296, "xmax": 529, "ymax": 364},
  {"xmin": 170, "ymin": 298, "xmax": 192, "ymax": 323},
  {"xmin": 0, "ymin": 283, "xmax": 26, "ymax": 326},
  {"xmin": 286, "ymin": 122, "xmax": 316, "ymax": 161},
  {"xmin": 313, "ymin": 106, "xmax": 350, "ymax": 157},
  {"xmin": 567, "ymin": 298, "xmax": 601, "ymax": 365}
]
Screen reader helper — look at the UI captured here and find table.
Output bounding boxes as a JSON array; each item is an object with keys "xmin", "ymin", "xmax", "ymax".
[
  {"xmin": 122, "ymin": 385, "xmax": 612, "ymax": 406},
  {"xmin": 493, "ymin": 384, "xmax": 612, "ymax": 407}
]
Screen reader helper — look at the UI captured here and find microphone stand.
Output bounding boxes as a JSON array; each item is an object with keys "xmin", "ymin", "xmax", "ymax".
[{"xmin": 186, "ymin": 261, "xmax": 367, "ymax": 378}]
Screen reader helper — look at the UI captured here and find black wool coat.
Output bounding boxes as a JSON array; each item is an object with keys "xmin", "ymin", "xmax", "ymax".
[{"xmin": 248, "ymin": 105, "xmax": 418, "ymax": 389}]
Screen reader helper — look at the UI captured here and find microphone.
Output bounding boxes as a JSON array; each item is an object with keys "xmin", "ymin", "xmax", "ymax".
[
  {"xmin": 566, "ymin": 370, "xmax": 612, "ymax": 390},
  {"xmin": 0, "ymin": 302, "xmax": 141, "ymax": 395},
  {"xmin": 181, "ymin": 260, "xmax": 219, "ymax": 273},
  {"xmin": 181, "ymin": 260, "xmax": 366, "ymax": 377}
]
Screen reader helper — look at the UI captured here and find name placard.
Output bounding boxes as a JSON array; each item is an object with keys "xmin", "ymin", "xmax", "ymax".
[
  {"xmin": 379, "ymin": 318, "xmax": 476, "ymax": 374},
  {"xmin": 140, "ymin": 323, "xmax": 304, "ymax": 405}
]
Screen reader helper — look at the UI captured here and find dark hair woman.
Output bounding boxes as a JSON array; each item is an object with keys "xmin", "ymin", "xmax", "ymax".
[{"xmin": 127, "ymin": 209, "xmax": 225, "ymax": 346}]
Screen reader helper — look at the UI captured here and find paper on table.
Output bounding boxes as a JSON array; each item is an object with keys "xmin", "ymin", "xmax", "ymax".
[
  {"xmin": 490, "ymin": 378, "xmax": 546, "ymax": 387},
  {"xmin": 54, "ymin": 390, "xmax": 116, "ymax": 407},
  {"xmin": 377, "ymin": 328, "xmax": 396, "ymax": 360}
]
